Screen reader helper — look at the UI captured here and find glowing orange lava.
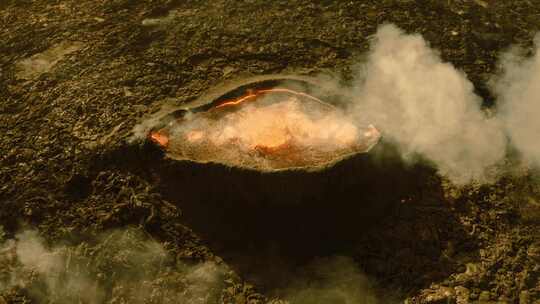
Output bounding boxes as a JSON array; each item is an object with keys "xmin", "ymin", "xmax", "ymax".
[
  {"xmin": 148, "ymin": 86, "xmax": 380, "ymax": 170},
  {"xmin": 149, "ymin": 130, "xmax": 169, "ymax": 148},
  {"xmin": 214, "ymin": 87, "xmax": 330, "ymax": 110},
  {"xmin": 150, "ymin": 87, "xmax": 332, "ymax": 153}
]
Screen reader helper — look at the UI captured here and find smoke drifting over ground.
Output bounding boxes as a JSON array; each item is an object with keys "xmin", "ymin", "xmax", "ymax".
[
  {"xmin": 350, "ymin": 24, "xmax": 540, "ymax": 184},
  {"xmin": 350, "ymin": 24, "xmax": 506, "ymax": 184},
  {"xmin": 492, "ymin": 34, "xmax": 540, "ymax": 168},
  {"xmin": 0, "ymin": 229, "xmax": 226, "ymax": 304}
]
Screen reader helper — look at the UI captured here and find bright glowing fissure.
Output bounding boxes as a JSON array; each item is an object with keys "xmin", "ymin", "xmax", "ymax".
[{"xmin": 150, "ymin": 88, "xmax": 380, "ymax": 170}]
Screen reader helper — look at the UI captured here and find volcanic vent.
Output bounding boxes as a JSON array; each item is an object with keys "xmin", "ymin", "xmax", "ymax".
[
  {"xmin": 126, "ymin": 75, "xmax": 437, "ymax": 281},
  {"xmin": 148, "ymin": 76, "xmax": 380, "ymax": 170}
]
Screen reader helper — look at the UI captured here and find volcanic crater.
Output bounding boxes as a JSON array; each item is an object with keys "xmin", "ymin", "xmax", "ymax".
[
  {"xmin": 112, "ymin": 76, "xmax": 443, "ymax": 289},
  {"xmin": 148, "ymin": 75, "xmax": 380, "ymax": 171}
]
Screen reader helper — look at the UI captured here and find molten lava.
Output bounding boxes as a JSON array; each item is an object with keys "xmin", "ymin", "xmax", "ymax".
[
  {"xmin": 149, "ymin": 130, "xmax": 169, "ymax": 148},
  {"xmin": 214, "ymin": 88, "xmax": 330, "ymax": 110},
  {"xmin": 149, "ymin": 87, "xmax": 380, "ymax": 170}
]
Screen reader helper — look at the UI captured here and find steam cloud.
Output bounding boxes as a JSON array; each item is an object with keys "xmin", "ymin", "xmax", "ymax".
[
  {"xmin": 0, "ymin": 229, "xmax": 226, "ymax": 304},
  {"xmin": 350, "ymin": 24, "xmax": 506, "ymax": 184},
  {"xmin": 492, "ymin": 34, "xmax": 540, "ymax": 168},
  {"xmin": 174, "ymin": 97, "xmax": 365, "ymax": 152},
  {"xmin": 351, "ymin": 24, "xmax": 540, "ymax": 183}
]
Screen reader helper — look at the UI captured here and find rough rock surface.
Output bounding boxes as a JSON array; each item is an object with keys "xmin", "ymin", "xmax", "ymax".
[{"xmin": 1, "ymin": 1, "xmax": 539, "ymax": 303}]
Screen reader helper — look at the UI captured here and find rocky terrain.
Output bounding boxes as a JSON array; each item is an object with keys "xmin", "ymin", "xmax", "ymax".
[{"xmin": 1, "ymin": 0, "xmax": 539, "ymax": 303}]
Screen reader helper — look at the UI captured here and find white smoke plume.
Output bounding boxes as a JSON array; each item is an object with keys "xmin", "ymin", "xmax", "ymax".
[
  {"xmin": 350, "ymin": 24, "xmax": 506, "ymax": 184},
  {"xmin": 492, "ymin": 34, "xmax": 540, "ymax": 168},
  {"xmin": 0, "ymin": 228, "xmax": 226, "ymax": 304}
]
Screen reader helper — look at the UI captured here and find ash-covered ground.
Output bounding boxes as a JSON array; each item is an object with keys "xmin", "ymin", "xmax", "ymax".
[{"xmin": 1, "ymin": 1, "xmax": 540, "ymax": 303}]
